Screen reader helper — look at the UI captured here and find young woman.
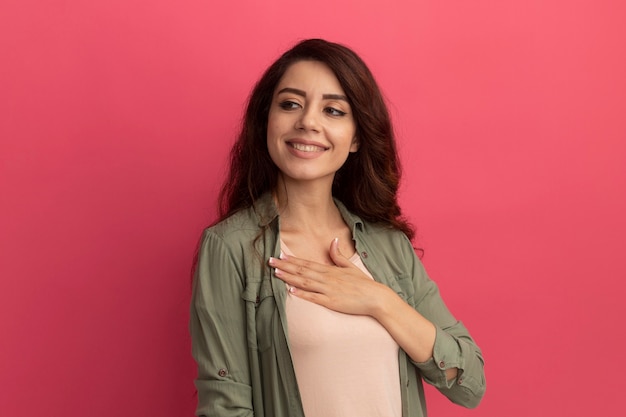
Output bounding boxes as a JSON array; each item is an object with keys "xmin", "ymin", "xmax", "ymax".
[{"xmin": 190, "ymin": 39, "xmax": 485, "ymax": 417}]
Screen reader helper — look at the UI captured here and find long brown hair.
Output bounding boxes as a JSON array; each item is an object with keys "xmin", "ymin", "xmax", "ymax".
[{"xmin": 218, "ymin": 38, "xmax": 414, "ymax": 241}]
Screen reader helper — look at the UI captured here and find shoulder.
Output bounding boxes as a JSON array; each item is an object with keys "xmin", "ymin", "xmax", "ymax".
[
  {"xmin": 359, "ymin": 220, "xmax": 414, "ymax": 254},
  {"xmin": 205, "ymin": 192, "xmax": 278, "ymax": 243},
  {"xmin": 196, "ymin": 207, "xmax": 275, "ymax": 284},
  {"xmin": 204, "ymin": 207, "xmax": 263, "ymax": 245},
  {"xmin": 195, "ymin": 212, "xmax": 261, "ymax": 265},
  {"xmin": 199, "ymin": 201, "xmax": 279, "ymax": 264},
  {"xmin": 335, "ymin": 199, "xmax": 412, "ymax": 252},
  {"xmin": 358, "ymin": 218, "xmax": 425, "ymax": 271},
  {"xmin": 207, "ymin": 208, "xmax": 257, "ymax": 234}
]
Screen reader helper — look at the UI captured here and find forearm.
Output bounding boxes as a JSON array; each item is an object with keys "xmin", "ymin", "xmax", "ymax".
[
  {"xmin": 365, "ymin": 233, "xmax": 485, "ymax": 407},
  {"xmin": 372, "ymin": 286, "xmax": 459, "ymax": 381},
  {"xmin": 371, "ymin": 284, "xmax": 437, "ymax": 361}
]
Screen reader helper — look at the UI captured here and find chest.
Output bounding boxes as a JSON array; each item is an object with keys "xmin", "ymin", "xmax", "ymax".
[{"xmin": 279, "ymin": 229, "xmax": 356, "ymax": 264}]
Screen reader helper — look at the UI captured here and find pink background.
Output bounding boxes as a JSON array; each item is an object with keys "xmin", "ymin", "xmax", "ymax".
[{"xmin": 1, "ymin": 1, "xmax": 625, "ymax": 416}]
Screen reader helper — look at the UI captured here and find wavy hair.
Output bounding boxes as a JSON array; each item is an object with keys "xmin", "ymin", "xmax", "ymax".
[{"xmin": 217, "ymin": 38, "xmax": 414, "ymax": 241}]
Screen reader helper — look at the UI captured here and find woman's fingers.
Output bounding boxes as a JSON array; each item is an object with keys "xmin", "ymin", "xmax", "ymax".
[
  {"xmin": 269, "ymin": 251, "xmax": 382, "ymax": 315},
  {"xmin": 269, "ymin": 256, "xmax": 328, "ymax": 293},
  {"xmin": 329, "ymin": 237, "xmax": 354, "ymax": 268},
  {"xmin": 269, "ymin": 256, "xmax": 327, "ymax": 276}
]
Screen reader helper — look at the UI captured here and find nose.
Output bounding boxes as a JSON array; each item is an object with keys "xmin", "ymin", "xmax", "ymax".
[{"xmin": 295, "ymin": 107, "xmax": 320, "ymax": 132}]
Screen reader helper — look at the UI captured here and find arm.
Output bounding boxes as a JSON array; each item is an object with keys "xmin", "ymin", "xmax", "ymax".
[
  {"xmin": 394, "ymin": 234, "xmax": 486, "ymax": 408},
  {"xmin": 270, "ymin": 235, "xmax": 485, "ymax": 408},
  {"xmin": 190, "ymin": 230, "xmax": 253, "ymax": 416}
]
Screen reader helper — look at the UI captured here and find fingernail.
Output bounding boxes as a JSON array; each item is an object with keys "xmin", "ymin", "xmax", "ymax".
[
  {"xmin": 274, "ymin": 268, "xmax": 282, "ymax": 276},
  {"xmin": 288, "ymin": 286, "xmax": 295, "ymax": 294},
  {"xmin": 269, "ymin": 257, "xmax": 276, "ymax": 266}
]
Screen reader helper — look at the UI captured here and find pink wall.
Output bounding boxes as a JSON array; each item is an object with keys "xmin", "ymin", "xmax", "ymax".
[{"xmin": 1, "ymin": 1, "xmax": 625, "ymax": 416}]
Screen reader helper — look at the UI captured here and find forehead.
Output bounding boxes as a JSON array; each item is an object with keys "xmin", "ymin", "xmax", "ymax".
[{"xmin": 275, "ymin": 60, "xmax": 345, "ymax": 95}]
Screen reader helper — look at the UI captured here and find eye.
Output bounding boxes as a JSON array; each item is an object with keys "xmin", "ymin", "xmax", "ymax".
[
  {"xmin": 324, "ymin": 107, "xmax": 347, "ymax": 117},
  {"xmin": 279, "ymin": 100, "xmax": 300, "ymax": 110}
]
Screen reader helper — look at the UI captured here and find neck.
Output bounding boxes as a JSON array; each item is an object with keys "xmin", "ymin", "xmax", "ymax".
[{"xmin": 274, "ymin": 175, "xmax": 343, "ymax": 235}]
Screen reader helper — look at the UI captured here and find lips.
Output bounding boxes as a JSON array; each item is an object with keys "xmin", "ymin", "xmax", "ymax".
[
  {"xmin": 287, "ymin": 140, "xmax": 329, "ymax": 153},
  {"xmin": 290, "ymin": 143, "xmax": 326, "ymax": 152}
]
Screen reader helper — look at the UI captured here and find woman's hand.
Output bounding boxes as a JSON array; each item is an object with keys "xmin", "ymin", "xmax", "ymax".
[
  {"xmin": 269, "ymin": 238, "xmax": 445, "ymax": 366},
  {"xmin": 268, "ymin": 238, "xmax": 393, "ymax": 316}
]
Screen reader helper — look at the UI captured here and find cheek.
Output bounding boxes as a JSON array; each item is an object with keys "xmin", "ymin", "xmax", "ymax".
[
  {"xmin": 333, "ymin": 125, "xmax": 357, "ymax": 149},
  {"xmin": 265, "ymin": 124, "xmax": 279, "ymax": 162},
  {"xmin": 266, "ymin": 114, "xmax": 284, "ymax": 139}
]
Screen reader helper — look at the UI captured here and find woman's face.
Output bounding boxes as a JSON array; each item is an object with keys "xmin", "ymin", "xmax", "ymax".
[{"xmin": 267, "ymin": 60, "xmax": 357, "ymax": 186}]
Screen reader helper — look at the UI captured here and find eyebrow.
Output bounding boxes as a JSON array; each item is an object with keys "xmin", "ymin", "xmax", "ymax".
[{"xmin": 277, "ymin": 87, "xmax": 348, "ymax": 102}]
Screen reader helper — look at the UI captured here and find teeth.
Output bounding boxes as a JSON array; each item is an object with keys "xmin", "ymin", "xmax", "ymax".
[{"xmin": 291, "ymin": 143, "xmax": 325, "ymax": 152}]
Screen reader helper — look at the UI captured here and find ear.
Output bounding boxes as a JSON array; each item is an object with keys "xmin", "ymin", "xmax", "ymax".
[{"xmin": 349, "ymin": 137, "xmax": 359, "ymax": 153}]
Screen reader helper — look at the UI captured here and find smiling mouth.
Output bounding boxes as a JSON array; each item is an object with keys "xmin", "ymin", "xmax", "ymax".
[{"xmin": 288, "ymin": 142, "xmax": 328, "ymax": 152}]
